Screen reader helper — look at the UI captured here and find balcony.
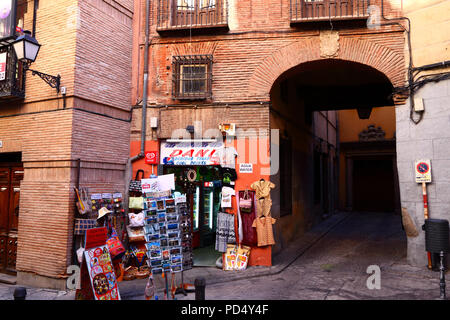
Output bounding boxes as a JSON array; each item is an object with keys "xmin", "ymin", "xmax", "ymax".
[
  {"xmin": 157, "ymin": 0, "xmax": 228, "ymax": 33},
  {"xmin": 290, "ymin": 0, "xmax": 370, "ymax": 24},
  {"xmin": 0, "ymin": 45, "xmax": 25, "ymax": 102}
]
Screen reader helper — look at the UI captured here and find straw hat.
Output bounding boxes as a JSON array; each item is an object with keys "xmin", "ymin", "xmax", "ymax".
[{"xmin": 97, "ymin": 207, "xmax": 112, "ymax": 220}]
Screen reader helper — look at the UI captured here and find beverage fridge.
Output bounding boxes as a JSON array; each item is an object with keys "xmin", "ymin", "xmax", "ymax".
[{"xmin": 192, "ymin": 183, "xmax": 221, "ymax": 248}]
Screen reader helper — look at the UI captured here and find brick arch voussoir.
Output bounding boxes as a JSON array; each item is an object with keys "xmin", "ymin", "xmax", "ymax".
[
  {"xmin": 338, "ymin": 37, "xmax": 405, "ymax": 88},
  {"xmin": 248, "ymin": 37, "xmax": 405, "ymax": 99},
  {"xmin": 247, "ymin": 38, "xmax": 321, "ymax": 99}
]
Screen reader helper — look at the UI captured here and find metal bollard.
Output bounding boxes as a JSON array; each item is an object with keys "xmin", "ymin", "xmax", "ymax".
[
  {"xmin": 194, "ymin": 277, "xmax": 206, "ymax": 301},
  {"xmin": 13, "ymin": 287, "xmax": 27, "ymax": 300},
  {"xmin": 440, "ymin": 251, "xmax": 446, "ymax": 300}
]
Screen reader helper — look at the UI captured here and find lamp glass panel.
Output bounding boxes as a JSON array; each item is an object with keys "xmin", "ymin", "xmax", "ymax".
[
  {"xmin": 12, "ymin": 40, "xmax": 24, "ymax": 60},
  {"xmin": 24, "ymin": 40, "xmax": 39, "ymax": 61}
]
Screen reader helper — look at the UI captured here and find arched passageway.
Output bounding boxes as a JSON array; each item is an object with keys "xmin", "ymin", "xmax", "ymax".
[{"xmin": 269, "ymin": 58, "xmax": 404, "ymax": 263}]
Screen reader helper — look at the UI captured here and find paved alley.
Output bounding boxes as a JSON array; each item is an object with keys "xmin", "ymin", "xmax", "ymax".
[{"xmin": 174, "ymin": 211, "xmax": 445, "ymax": 300}]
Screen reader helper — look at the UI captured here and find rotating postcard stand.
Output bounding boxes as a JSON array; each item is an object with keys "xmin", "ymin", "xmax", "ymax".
[{"xmin": 143, "ymin": 187, "xmax": 193, "ymax": 299}]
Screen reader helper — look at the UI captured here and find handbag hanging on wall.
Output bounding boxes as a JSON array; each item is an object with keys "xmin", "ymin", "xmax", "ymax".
[
  {"xmin": 107, "ymin": 226, "xmax": 126, "ymax": 260},
  {"xmin": 128, "ymin": 211, "xmax": 145, "ymax": 227},
  {"xmin": 238, "ymin": 190, "xmax": 258, "ymax": 247},
  {"xmin": 74, "ymin": 218, "xmax": 97, "ymax": 235},
  {"xmin": 239, "ymin": 190, "xmax": 252, "ymax": 213},
  {"xmin": 75, "ymin": 187, "xmax": 91, "ymax": 215},
  {"xmin": 129, "ymin": 169, "xmax": 145, "ymax": 193},
  {"xmin": 129, "ymin": 196, "xmax": 144, "ymax": 210}
]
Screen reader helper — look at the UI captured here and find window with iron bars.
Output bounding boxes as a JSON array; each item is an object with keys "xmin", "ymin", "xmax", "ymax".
[{"xmin": 172, "ymin": 55, "xmax": 213, "ymax": 100}]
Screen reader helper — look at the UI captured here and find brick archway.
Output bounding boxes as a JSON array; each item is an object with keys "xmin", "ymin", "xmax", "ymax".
[{"xmin": 248, "ymin": 36, "xmax": 405, "ymax": 99}]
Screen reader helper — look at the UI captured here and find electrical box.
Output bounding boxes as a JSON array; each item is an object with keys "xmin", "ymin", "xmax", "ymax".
[
  {"xmin": 150, "ymin": 117, "xmax": 158, "ymax": 128},
  {"xmin": 414, "ymin": 97, "xmax": 424, "ymax": 112}
]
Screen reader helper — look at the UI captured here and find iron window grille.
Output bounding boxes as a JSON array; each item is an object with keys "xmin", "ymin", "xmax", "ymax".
[
  {"xmin": 290, "ymin": 0, "xmax": 370, "ymax": 22},
  {"xmin": 157, "ymin": 0, "xmax": 228, "ymax": 31},
  {"xmin": 172, "ymin": 55, "xmax": 213, "ymax": 100}
]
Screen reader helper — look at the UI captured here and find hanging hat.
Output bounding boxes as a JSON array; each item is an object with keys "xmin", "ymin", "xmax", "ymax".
[{"xmin": 97, "ymin": 207, "xmax": 112, "ymax": 220}]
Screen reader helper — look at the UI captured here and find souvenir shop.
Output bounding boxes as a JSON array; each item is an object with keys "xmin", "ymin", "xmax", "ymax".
[{"xmin": 72, "ymin": 140, "xmax": 277, "ymax": 299}]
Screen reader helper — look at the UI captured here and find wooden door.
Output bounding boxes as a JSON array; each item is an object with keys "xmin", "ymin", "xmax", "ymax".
[{"xmin": 0, "ymin": 166, "xmax": 23, "ymax": 274}]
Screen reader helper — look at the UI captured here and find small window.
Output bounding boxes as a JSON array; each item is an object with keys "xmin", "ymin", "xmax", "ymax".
[{"xmin": 172, "ymin": 55, "xmax": 212, "ymax": 100}]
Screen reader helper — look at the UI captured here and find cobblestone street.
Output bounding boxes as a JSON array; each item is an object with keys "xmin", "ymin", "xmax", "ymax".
[{"xmin": 174, "ymin": 211, "xmax": 445, "ymax": 300}]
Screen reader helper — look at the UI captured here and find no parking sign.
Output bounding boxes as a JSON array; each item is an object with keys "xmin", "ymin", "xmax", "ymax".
[{"xmin": 415, "ymin": 159, "xmax": 432, "ymax": 183}]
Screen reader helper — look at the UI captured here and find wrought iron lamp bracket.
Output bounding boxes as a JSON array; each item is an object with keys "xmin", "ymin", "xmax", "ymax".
[{"xmin": 23, "ymin": 63, "xmax": 60, "ymax": 93}]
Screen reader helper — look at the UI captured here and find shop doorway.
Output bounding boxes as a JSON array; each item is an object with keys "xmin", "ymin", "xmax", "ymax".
[
  {"xmin": 0, "ymin": 152, "xmax": 23, "ymax": 275},
  {"xmin": 163, "ymin": 165, "xmax": 222, "ymax": 266}
]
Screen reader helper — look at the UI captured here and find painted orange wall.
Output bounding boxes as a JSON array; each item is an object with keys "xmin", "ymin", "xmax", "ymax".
[{"xmin": 130, "ymin": 136, "xmax": 272, "ymax": 266}]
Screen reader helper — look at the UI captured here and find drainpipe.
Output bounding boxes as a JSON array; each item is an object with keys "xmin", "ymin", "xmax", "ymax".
[
  {"xmin": 32, "ymin": 0, "xmax": 38, "ymax": 37},
  {"xmin": 125, "ymin": 0, "xmax": 151, "ymax": 209},
  {"xmin": 380, "ymin": 0, "xmax": 418, "ymax": 123}
]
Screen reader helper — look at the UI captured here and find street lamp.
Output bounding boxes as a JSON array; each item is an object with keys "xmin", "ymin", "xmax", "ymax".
[{"xmin": 12, "ymin": 30, "xmax": 60, "ymax": 93}]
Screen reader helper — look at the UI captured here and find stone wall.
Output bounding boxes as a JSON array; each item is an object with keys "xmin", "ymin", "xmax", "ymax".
[{"xmin": 396, "ymin": 79, "xmax": 450, "ymax": 267}]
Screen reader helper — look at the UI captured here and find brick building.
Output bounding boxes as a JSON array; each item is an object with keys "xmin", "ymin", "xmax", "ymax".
[
  {"xmin": 0, "ymin": 0, "xmax": 133, "ymax": 289},
  {"xmin": 0, "ymin": 0, "xmax": 447, "ymax": 290},
  {"xmin": 129, "ymin": 0, "xmax": 408, "ymax": 267}
]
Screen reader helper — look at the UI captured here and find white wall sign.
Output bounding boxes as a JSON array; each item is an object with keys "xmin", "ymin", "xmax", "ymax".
[
  {"xmin": 415, "ymin": 159, "xmax": 432, "ymax": 183},
  {"xmin": 141, "ymin": 174, "xmax": 175, "ymax": 193},
  {"xmin": 0, "ymin": 140, "xmax": 2, "ymax": 148},
  {"xmin": 239, "ymin": 163, "xmax": 253, "ymax": 173}
]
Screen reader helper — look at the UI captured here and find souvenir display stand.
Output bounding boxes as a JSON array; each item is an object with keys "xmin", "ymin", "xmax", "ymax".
[
  {"xmin": 143, "ymin": 191, "xmax": 193, "ymax": 299},
  {"xmin": 72, "ymin": 166, "xmax": 278, "ymax": 299},
  {"xmin": 126, "ymin": 169, "xmax": 151, "ymax": 280}
]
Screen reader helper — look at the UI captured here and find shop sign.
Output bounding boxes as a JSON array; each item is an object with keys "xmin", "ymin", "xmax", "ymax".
[
  {"xmin": 239, "ymin": 163, "xmax": 253, "ymax": 173},
  {"xmin": 0, "ymin": 52, "xmax": 6, "ymax": 81},
  {"xmin": 160, "ymin": 141, "xmax": 223, "ymax": 166},
  {"xmin": 145, "ymin": 151, "xmax": 159, "ymax": 165},
  {"xmin": 84, "ymin": 245, "xmax": 121, "ymax": 300},
  {"xmin": 415, "ymin": 159, "xmax": 432, "ymax": 183}
]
